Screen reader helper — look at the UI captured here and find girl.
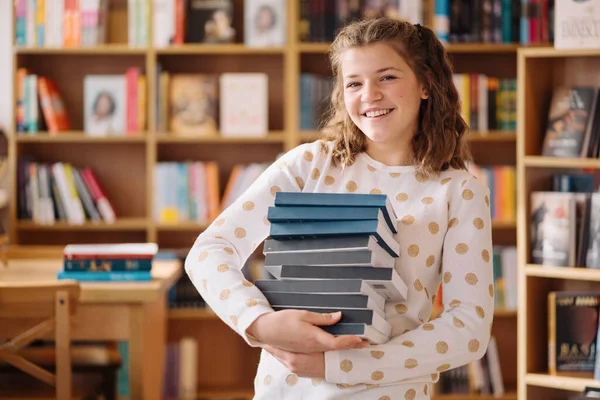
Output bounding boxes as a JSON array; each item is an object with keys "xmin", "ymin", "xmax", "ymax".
[{"xmin": 185, "ymin": 17, "xmax": 494, "ymax": 400}]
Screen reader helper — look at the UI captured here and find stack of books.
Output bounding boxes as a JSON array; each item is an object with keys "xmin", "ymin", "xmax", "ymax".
[
  {"xmin": 255, "ymin": 192, "xmax": 407, "ymax": 344},
  {"xmin": 57, "ymin": 243, "xmax": 158, "ymax": 281}
]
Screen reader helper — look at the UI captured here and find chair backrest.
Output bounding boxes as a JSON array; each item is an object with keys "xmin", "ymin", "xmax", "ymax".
[
  {"xmin": 0, "ymin": 280, "xmax": 80, "ymax": 399},
  {"xmin": 0, "ymin": 280, "xmax": 80, "ymax": 318}
]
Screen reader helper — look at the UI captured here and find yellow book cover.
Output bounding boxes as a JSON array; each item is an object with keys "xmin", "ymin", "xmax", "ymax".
[{"xmin": 169, "ymin": 74, "xmax": 218, "ymax": 137}]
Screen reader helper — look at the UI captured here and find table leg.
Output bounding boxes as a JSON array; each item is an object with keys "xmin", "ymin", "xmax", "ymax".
[{"xmin": 128, "ymin": 296, "xmax": 167, "ymax": 400}]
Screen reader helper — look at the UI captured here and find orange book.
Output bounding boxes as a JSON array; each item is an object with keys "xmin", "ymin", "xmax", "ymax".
[
  {"xmin": 38, "ymin": 78, "xmax": 71, "ymax": 134},
  {"xmin": 204, "ymin": 162, "xmax": 220, "ymax": 221},
  {"xmin": 16, "ymin": 68, "xmax": 28, "ymax": 132},
  {"xmin": 220, "ymin": 164, "xmax": 243, "ymax": 210}
]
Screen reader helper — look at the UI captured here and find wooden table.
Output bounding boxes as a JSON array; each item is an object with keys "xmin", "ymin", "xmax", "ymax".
[{"xmin": 0, "ymin": 258, "xmax": 182, "ymax": 400}]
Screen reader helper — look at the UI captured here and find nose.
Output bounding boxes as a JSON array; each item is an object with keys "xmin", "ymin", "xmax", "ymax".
[{"xmin": 361, "ymin": 82, "xmax": 382, "ymax": 103}]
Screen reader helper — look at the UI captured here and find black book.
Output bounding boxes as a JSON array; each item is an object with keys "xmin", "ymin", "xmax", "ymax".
[{"xmin": 321, "ymin": 323, "xmax": 389, "ymax": 345}]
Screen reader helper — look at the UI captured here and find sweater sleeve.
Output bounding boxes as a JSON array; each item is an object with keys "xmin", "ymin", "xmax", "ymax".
[
  {"xmin": 324, "ymin": 176, "xmax": 494, "ymax": 386},
  {"xmin": 184, "ymin": 143, "xmax": 320, "ymax": 347}
]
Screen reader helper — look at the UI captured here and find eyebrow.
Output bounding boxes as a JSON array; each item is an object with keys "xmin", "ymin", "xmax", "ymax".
[{"xmin": 344, "ymin": 67, "xmax": 402, "ymax": 79}]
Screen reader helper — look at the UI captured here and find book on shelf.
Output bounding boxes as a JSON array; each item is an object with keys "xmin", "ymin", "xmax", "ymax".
[
  {"xmin": 57, "ymin": 242, "xmax": 157, "ymax": 281},
  {"xmin": 255, "ymin": 192, "xmax": 409, "ymax": 345},
  {"xmin": 14, "ymin": 0, "xmax": 147, "ymax": 48},
  {"xmin": 530, "ymin": 190, "xmax": 600, "ymax": 268},
  {"xmin": 84, "ymin": 69, "xmax": 148, "ymax": 137},
  {"xmin": 554, "ymin": 0, "xmax": 600, "ymax": 50},
  {"xmin": 184, "ymin": 0, "xmax": 235, "ymax": 44},
  {"xmin": 166, "ymin": 73, "xmax": 219, "ymax": 137},
  {"xmin": 541, "ymin": 86, "xmax": 600, "ymax": 158},
  {"xmin": 548, "ymin": 291, "xmax": 600, "ymax": 377},
  {"xmin": 219, "ymin": 73, "xmax": 269, "ymax": 137},
  {"xmin": 18, "ymin": 159, "xmax": 116, "ymax": 225},
  {"xmin": 244, "ymin": 0, "xmax": 287, "ymax": 47},
  {"xmin": 154, "ymin": 161, "xmax": 220, "ymax": 224}
]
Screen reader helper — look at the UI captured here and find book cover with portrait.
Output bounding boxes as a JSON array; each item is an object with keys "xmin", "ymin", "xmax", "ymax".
[
  {"xmin": 169, "ymin": 74, "xmax": 218, "ymax": 137},
  {"xmin": 84, "ymin": 75, "xmax": 126, "ymax": 136},
  {"xmin": 548, "ymin": 291, "xmax": 600, "ymax": 376},
  {"xmin": 541, "ymin": 86, "xmax": 599, "ymax": 158},
  {"xmin": 244, "ymin": 0, "xmax": 286, "ymax": 47},
  {"xmin": 185, "ymin": 0, "xmax": 236, "ymax": 43}
]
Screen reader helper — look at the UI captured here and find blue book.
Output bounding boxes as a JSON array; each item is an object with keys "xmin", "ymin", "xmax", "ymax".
[
  {"xmin": 273, "ymin": 192, "xmax": 398, "ymax": 234},
  {"xmin": 269, "ymin": 219, "xmax": 399, "ymax": 258},
  {"xmin": 63, "ymin": 258, "xmax": 153, "ymax": 272},
  {"xmin": 267, "ymin": 205, "xmax": 398, "ymax": 234},
  {"xmin": 57, "ymin": 270, "xmax": 152, "ymax": 281}
]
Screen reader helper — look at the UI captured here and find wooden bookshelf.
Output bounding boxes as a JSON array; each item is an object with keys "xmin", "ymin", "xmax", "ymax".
[
  {"xmin": 9, "ymin": 0, "xmax": 520, "ymax": 398},
  {"xmin": 517, "ymin": 47, "xmax": 600, "ymax": 400}
]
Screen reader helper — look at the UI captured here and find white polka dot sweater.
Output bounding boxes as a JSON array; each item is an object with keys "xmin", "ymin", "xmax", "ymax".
[{"xmin": 184, "ymin": 140, "xmax": 494, "ymax": 399}]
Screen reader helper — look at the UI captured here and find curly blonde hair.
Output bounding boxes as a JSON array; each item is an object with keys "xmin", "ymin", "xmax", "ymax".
[{"xmin": 319, "ymin": 17, "xmax": 471, "ymax": 177}]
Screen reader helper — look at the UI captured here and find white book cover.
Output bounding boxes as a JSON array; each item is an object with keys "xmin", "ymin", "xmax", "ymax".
[
  {"xmin": 555, "ymin": 0, "xmax": 600, "ymax": 49},
  {"xmin": 219, "ymin": 73, "xmax": 268, "ymax": 137},
  {"xmin": 244, "ymin": 0, "xmax": 286, "ymax": 47},
  {"xmin": 84, "ymin": 75, "xmax": 127, "ymax": 136}
]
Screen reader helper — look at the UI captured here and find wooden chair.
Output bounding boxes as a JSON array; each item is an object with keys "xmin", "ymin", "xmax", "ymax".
[{"xmin": 0, "ymin": 280, "xmax": 80, "ymax": 399}]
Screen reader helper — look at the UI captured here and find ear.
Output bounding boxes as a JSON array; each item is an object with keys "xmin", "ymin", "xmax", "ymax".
[{"xmin": 420, "ymin": 84, "xmax": 429, "ymax": 100}]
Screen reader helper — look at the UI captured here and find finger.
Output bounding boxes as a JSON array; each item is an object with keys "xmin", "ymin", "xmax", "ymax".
[
  {"xmin": 329, "ymin": 335, "xmax": 367, "ymax": 351},
  {"xmin": 302, "ymin": 310, "xmax": 342, "ymax": 326}
]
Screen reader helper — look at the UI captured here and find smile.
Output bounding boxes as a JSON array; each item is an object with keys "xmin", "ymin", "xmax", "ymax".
[{"xmin": 362, "ymin": 109, "xmax": 393, "ymax": 118}]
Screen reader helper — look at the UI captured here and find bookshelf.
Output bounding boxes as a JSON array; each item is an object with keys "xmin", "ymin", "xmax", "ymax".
[
  {"xmin": 9, "ymin": 0, "xmax": 520, "ymax": 397},
  {"xmin": 517, "ymin": 47, "xmax": 600, "ymax": 400}
]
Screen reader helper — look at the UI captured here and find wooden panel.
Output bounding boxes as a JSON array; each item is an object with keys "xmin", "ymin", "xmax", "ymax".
[
  {"xmin": 521, "ymin": 57, "xmax": 556, "ymax": 156},
  {"xmin": 156, "ymin": 54, "xmax": 285, "ymax": 131},
  {"xmin": 450, "ymin": 54, "xmax": 517, "ymax": 79},
  {"xmin": 469, "ymin": 141, "xmax": 517, "ymax": 165},
  {"xmin": 107, "ymin": 0, "xmax": 131, "ymax": 44},
  {"xmin": 492, "ymin": 317, "xmax": 518, "ymax": 389},
  {"xmin": 158, "ymin": 230, "xmax": 201, "ymax": 250},
  {"xmin": 17, "ymin": 142, "xmax": 147, "ymax": 217},
  {"xmin": 167, "ymin": 319, "xmax": 260, "ymax": 389},
  {"xmin": 16, "ymin": 54, "xmax": 147, "ymax": 131},
  {"xmin": 527, "ymin": 385, "xmax": 579, "ymax": 400},
  {"xmin": 300, "ymin": 53, "xmax": 333, "ymax": 75}
]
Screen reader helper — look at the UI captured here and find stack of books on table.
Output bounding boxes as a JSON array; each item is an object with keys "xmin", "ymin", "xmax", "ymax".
[
  {"xmin": 57, "ymin": 243, "xmax": 158, "ymax": 281},
  {"xmin": 255, "ymin": 192, "xmax": 407, "ymax": 345}
]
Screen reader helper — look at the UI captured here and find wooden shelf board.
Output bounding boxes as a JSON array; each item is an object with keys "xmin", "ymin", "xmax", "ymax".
[
  {"xmin": 518, "ymin": 47, "xmax": 600, "ymax": 58},
  {"xmin": 494, "ymin": 308, "xmax": 517, "ymax": 317},
  {"xmin": 155, "ymin": 44, "xmax": 284, "ymax": 55},
  {"xmin": 525, "ymin": 373, "xmax": 600, "ymax": 391},
  {"xmin": 433, "ymin": 393, "xmax": 517, "ymax": 400},
  {"xmin": 15, "ymin": 132, "xmax": 147, "ymax": 143},
  {"xmin": 523, "ymin": 156, "xmax": 600, "ymax": 169},
  {"xmin": 444, "ymin": 43, "xmax": 520, "ymax": 53},
  {"xmin": 17, "ymin": 218, "xmax": 148, "ymax": 231},
  {"xmin": 157, "ymin": 222, "xmax": 211, "ymax": 231},
  {"xmin": 525, "ymin": 264, "xmax": 600, "ymax": 281},
  {"xmin": 492, "ymin": 220, "xmax": 516, "ymax": 229},
  {"xmin": 14, "ymin": 45, "xmax": 147, "ymax": 55},
  {"xmin": 156, "ymin": 132, "xmax": 285, "ymax": 144},
  {"xmin": 168, "ymin": 308, "xmax": 217, "ymax": 320}
]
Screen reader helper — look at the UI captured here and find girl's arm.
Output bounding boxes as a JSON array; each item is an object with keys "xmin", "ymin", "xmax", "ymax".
[
  {"xmin": 184, "ymin": 145, "xmax": 308, "ymax": 346},
  {"xmin": 324, "ymin": 176, "xmax": 494, "ymax": 386}
]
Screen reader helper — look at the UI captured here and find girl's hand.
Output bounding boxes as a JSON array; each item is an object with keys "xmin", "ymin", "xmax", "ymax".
[
  {"xmin": 262, "ymin": 344, "xmax": 325, "ymax": 379},
  {"xmin": 246, "ymin": 309, "xmax": 370, "ymax": 353}
]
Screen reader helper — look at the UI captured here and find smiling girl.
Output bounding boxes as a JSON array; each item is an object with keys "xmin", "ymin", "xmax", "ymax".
[{"xmin": 185, "ymin": 17, "xmax": 494, "ymax": 400}]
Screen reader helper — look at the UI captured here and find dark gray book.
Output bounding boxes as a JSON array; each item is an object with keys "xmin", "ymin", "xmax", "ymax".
[
  {"xmin": 269, "ymin": 215, "xmax": 399, "ymax": 258},
  {"xmin": 277, "ymin": 265, "xmax": 408, "ymax": 302},
  {"xmin": 263, "ymin": 236, "xmax": 379, "ymax": 254},
  {"xmin": 254, "ymin": 278, "xmax": 385, "ymax": 310},
  {"xmin": 262, "ymin": 292, "xmax": 384, "ymax": 318},
  {"xmin": 321, "ymin": 323, "xmax": 389, "ymax": 344},
  {"xmin": 267, "ymin": 205, "xmax": 398, "ymax": 234},
  {"xmin": 264, "ymin": 247, "xmax": 394, "ymax": 271},
  {"xmin": 271, "ymin": 305, "xmax": 391, "ymax": 337}
]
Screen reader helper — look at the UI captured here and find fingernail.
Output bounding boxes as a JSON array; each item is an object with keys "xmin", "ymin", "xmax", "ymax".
[{"xmin": 330, "ymin": 311, "xmax": 341, "ymax": 317}]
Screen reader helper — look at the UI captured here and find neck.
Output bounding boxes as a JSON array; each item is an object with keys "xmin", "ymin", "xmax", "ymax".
[{"xmin": 365, "ymin": 137, "xmax": 414, "ymax": 167}]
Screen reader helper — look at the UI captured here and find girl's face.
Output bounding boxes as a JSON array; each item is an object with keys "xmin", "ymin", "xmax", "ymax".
[{"xmin": 341, "ymin": 42, "xmax": 427, "ymax": 146}]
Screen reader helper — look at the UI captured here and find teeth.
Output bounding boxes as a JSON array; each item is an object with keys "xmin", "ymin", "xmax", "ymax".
[{"xmin": 365, "ymin": 109, "xmax": 391, "ymax": 118}]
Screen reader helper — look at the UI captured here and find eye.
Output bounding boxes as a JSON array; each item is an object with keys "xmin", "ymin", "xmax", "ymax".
[
  {"xmin": 345, "ymin": 82, "xmax": 361, "ymax": 89},
  {"xmin": 381, "ymin": 75, "xmax": 397, "ymax": 81}
]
